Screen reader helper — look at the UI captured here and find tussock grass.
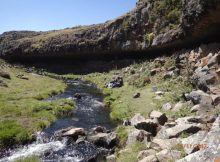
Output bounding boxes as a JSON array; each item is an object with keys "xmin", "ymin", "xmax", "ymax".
[{"xmin": 0, "ymin": 60, "xmax": 74, "ymax": 148}]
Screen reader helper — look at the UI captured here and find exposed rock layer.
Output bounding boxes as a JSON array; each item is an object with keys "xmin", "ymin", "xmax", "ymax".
[{"xmin": 0, "ymin": 0, "xmax": 220, "ymax": 60}]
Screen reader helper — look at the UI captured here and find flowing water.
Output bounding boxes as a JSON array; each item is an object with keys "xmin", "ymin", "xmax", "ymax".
[{"xmin": 0, "ymin": 80, "xmax": 114, "ymax": 162}]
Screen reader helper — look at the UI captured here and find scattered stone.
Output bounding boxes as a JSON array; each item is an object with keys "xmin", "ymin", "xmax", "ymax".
[
  {"xmin": 168, "ymin": 66, "xmax": 176, "ymax": 71},
  {"xmin": 149, "ymin": 110, "xmax": 168, "ymax": 125},
  {"xmin": 92, "ymin": 126, "xmax": 106, "ymax": 133},
  {"xmin": 106, "ymin": 76, "xmax": 123, "ymax": 88},
  {"xmin": 0, "ymin": 80, "xmax": 8, "ymax": 87},
  {"xmin": 143, "ymin": 77, "xmax": 151, "ymax": 85},
  {"xmin": 123, "ymin": 119, "xmax": 131, "ymax": 126},
  {"xmin": 106, "ymin": 155, "xmax": 116, "ymax": 162},
  {"xmin": 163, "ymin": 71, "xmax": 174, "ymax": 79},
  {"xmin": 0, "ymin": 71, "xmax": 11, "ymax": 79},
  {"xmin": 210, "ymin": 95, "xmax": 220, "ymax": 106},
  {"xmin": 150, "ymin": 68, "xmax": 160, "ymax": 76},
  {"xmin": 126, "ymin": 128, "xmax": 151, "ymax": 145},
  {"xmin": 133, "ymin": 92, "xmax": 141, "ymax": 98},
  {"xmin": 155, "ymin": 91, "xmax": 164, "ymax": 96},
  {"xmin": 190, "ymin": 105, "xmax": 200, "ymax": 113},
  {"xmin": 137, "ymin": 149, "xmax": 157, "ymax": 161},
  {"xmin": 87, "ymin": 132, "xmax": 117, "ymax": 148},
  {"xmin": 74, "ymin": 93, "xmax": 82, "ymax": 99},
  {"xmin": 16, "ymin": 74, "xmax": 29, "ymax": 80},
  {"xmin": 172, "ymin": 101, "xmax": 184, "ymax": 112},
  {"xmin": 209, "ymin": 86, "xmax": 220, "ymax": 95},
  {"xmin": 162, "ymin": 102, "xmax": 172, "ymax": 111}
]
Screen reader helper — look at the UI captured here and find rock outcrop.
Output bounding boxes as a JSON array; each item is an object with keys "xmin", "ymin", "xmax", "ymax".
[{"xmin": 0, "ymin": 0, "xmax": 220, "ymax": 60}]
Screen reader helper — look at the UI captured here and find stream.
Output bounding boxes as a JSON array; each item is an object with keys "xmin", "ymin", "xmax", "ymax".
[{"xmin": 0, "ymin": 79, "xmax": 114, "ymax": 162}]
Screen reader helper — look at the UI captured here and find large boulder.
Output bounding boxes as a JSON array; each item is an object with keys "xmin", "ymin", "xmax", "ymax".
[
  {"xmin": 181, "ymin": 131, "xmax": 207, "ymax": 154},
  {"xmin": 156, "ymin": 116, "xmax": 203, "ymax": 139},
  {"xmin": 126, "ymin": 128, "xmax": 151, "ymax": 145},
  {"xmin": 106, "ymin": 76, "xmax": 123, "ymax": 88},
  {"xmin": 0, "ymin": 71, "xmax": 11, "ymax": 79},
  {"xmin": 62, "ymin": 128, "xmax": 85, "ymax": 137},
  {"xmin": 137, "ymin": 149, "xmax": 157, "ymax": 161},
  {"xmin": 177, "ymin": 117, "xmax": 220, "ymax": 162},
  {"xmin": 139, "ymin": 149, "xmax": 182, "ymax": 162},
  {"xmin": 149, "ymin": 110, "xmax": 168, "ymax": 125},
  {"xmin": 186, "ymin": 90, "xmax": 210, "ymax": 105},
  {"xmin": 131, "ymin": 115, "xmax": 159, "ymax": 136},
  {"xmin": 87, "ymin": 132, "xmax": 117, "ymax": 148}
]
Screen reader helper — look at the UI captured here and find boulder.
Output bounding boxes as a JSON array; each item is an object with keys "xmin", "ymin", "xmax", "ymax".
[
  {"xmin": 149, "ymin": 110, "xmax": 168, "ymax": 125},
  {"xmin": 177, "ymin": 117, "xmax": 220, "ymax": 162},
  {"xmin": 172, "ymin": 101, "xmax": 184, "ymax": 112},
  {"xmin": 126, "ymin": 128, "xmax": 151, "ymax": 145},
  {"xmin": 133, "ymin": 92, "xmax": 141, "ymax": 98},
  {"xmin": 62, "ymin": 128, "xmax": 85, "ymax": 137},
  {"xmin": 87, "ymin": 132, "xmax": 117, "ymax": 148},
  {"xmin": 92, "ymin": 126, "xmax": 106, "ymax": 133},
  {"xmin": 0, "ymin": 71, "xmax": 11, "ymax": 79},
  {"xmin": 156, "ymin": 117, "xmax": 203, "ymax": 139},
  {"xmin": 190, "ymin": 105, "xmax": 200, "ymax": 113},
  {"xmin": 152, "ymin": 138, "xmax": 181, "ymax": 150},
  {"xmin": 0, "ymin": 80, "xmax": 8, "ymax": 87},
  {"xmin": 74, "ymin": 93, "xmax": 82, "ymax": 99},
  {"xmin": 209, "ymin": 86, "xmax": 220, "ymax": 95},
  {"xmin": 16, "ymin": 74, "xmax": 29, "ymax": 80},
  {"xmin": 139, "ymin": 149, "xmax": 182, "ymax": 162},
  {"xmin": 186, "ymin": 90, "xmax": 209, "ymax": 105},
  {"xmin": 130, "ymin": 114, "xmax": 145, "ymax": 126},
  {"xmin": 210, "ymin": 95, "xmax": 220, "ymax": 106},
  {"xmin": 138, "ymin": 155, "xmax": 158, "ymax": 162},
  {"xmin": 131, "ymin": 116, "xmax": 159, "ymax": 136},
  {"xmin": 207, "ymin": 53, "xmax": 219, "ymax": 67},
  {"xmin": 162, "ymin": 102, "xmax": 172, "ymax": 111},
  {"xmin": 150, "ymin": 68, "xmax": 160, "ymax": 76},
  {"xmin": 137, "ymin": 149, "xmax": 157, "ymax": 161},
  {"xmin": 181, "ymin": 131, "xmax": 207, "ymax": 154},
  {"xmin": 106, "ymin": 155, "xmax": 116, "ymax": 162},
  {"xmin": 155, "ymin": 91, "xmax": 164, "ymax": 96},
  {"xmin": 106, "ymin": 76, "xmax": 123, "ymax": 88}
]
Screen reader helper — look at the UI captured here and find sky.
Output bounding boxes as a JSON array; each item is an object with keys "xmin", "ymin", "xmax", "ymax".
[{"xmin": 0, "ymin": 0, "xmax": 137, "ymax": 34}]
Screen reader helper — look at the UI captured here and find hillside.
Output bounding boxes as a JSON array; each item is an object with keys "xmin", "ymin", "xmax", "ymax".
[{"xmin": 0, "ymin": 0, "xmax": 220, "ymax": 60}]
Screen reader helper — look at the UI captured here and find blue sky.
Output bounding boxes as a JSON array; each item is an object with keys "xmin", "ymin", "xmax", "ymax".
[{"xmin": 0, "ymin": 0, "xmax": 136, "ymax": 34}]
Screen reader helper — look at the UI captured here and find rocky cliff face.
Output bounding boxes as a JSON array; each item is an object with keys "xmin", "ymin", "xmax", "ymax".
[{"xmin": 0, "ymin": 0, "xmax": 220, "ymax": 60}]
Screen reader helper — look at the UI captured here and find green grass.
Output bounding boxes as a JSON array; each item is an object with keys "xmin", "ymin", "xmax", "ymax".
[
  {"xmin": 0, "ymin": 60, "xmax": 74, "ymax": 148},
  {"xmin": 116, "ymin": 125, "xmax": 129, "ymax": 147},
  {"xmin": 14, "ymin": 156, "xmax": 40, "ymax": 162},
  {"xmin": 84, "ymin": 73, "xmax": 156, "ymax": 122},
  {"xmin": 117, "ymin": 142, "xmax": 146, "ymax": 162}
]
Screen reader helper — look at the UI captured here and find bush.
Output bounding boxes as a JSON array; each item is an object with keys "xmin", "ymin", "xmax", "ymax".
[
  {"xmin": 144, "ymin": 33, "xmax": 155, "ymax": 44},
  {"xmin": 0, "ymin": 120, "xmax": 30, "ymax": 148}
]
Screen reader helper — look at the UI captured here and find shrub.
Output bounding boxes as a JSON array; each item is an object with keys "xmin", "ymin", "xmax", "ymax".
[{"xmin": 144, "ymin": 33, "xmax": 155, "ymax": 44}]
